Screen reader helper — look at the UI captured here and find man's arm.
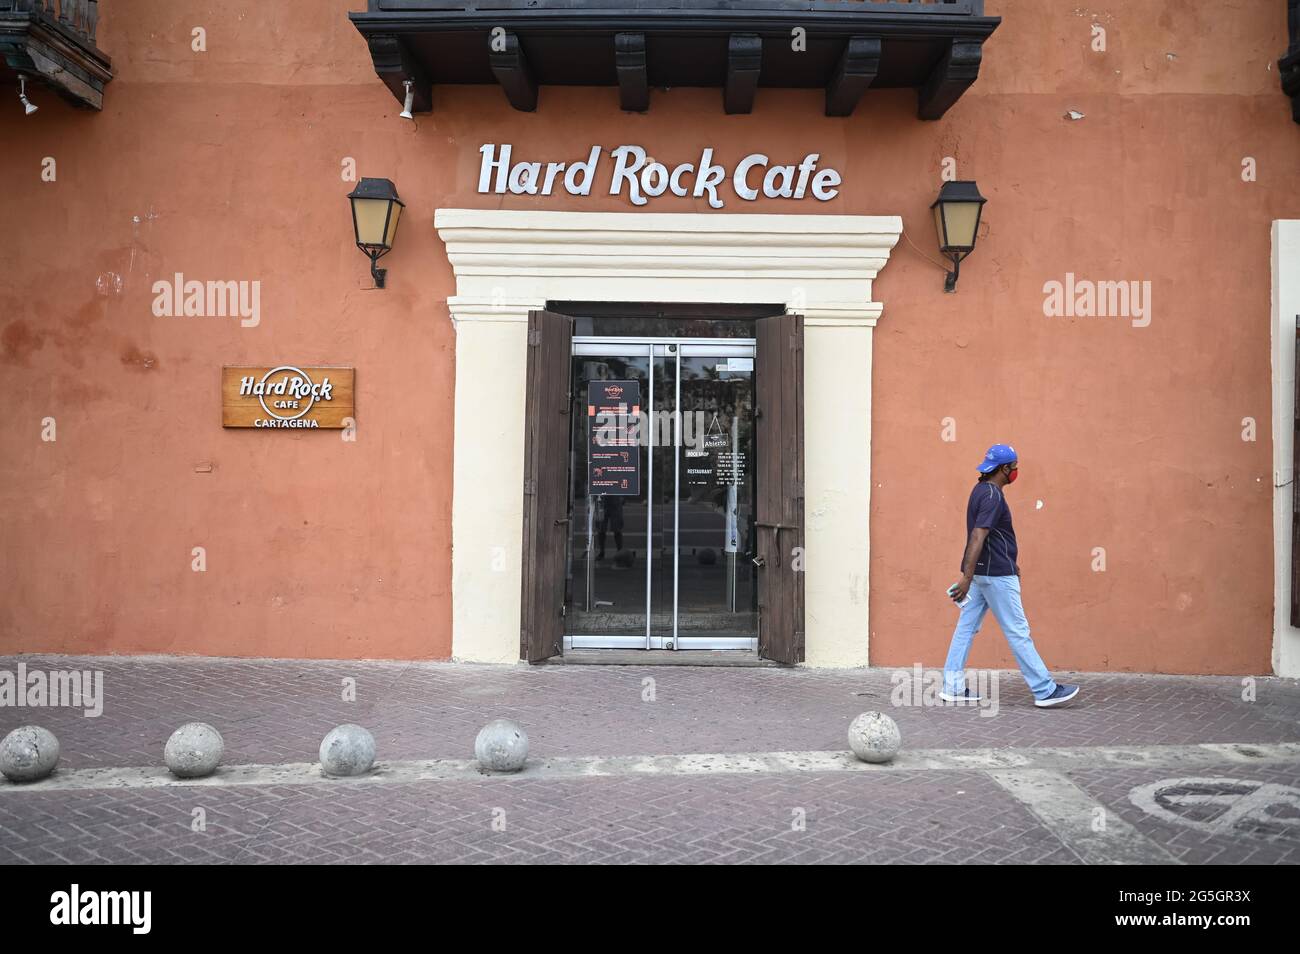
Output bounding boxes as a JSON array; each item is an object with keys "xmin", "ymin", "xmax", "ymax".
[{"xmin": 950, "ymin": 527, "xmax": 989, "ymax": 601}]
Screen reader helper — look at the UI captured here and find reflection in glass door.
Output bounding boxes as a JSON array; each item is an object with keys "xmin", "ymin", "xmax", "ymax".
[
  {"xmin": 564, "ymin": 345, "xmax": 657, "ymax": 645},
  {"xmin": 673, "ymin": 343, "xmax": 757, "ymax": 646},
  {"xmin": 564, "ymin": 337, "xmax": 757, "ymax": 650}
]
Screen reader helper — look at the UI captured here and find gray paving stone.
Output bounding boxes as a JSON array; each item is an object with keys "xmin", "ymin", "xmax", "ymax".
[
  {"xmin": 1, "ymin": 656, "xmax": 1295, "ymax": 769},
  {"xmin": 0, "ymin": 655, "xmax": 1296, "ymax": 863},
  {"xmin": 1067, "ymin": 763, "xmax": 1300, "ymax": 865}
]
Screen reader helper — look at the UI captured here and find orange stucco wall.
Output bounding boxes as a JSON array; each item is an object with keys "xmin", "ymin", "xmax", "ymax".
[{"xmin": 0, "ymin": 2, "xmax": 1295, "ymax": 671}]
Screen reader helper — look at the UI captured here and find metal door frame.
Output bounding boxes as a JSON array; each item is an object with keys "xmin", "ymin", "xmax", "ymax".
[{"xmin": 569, "ymin": 336, "xmax": 756, "ymax": 651}]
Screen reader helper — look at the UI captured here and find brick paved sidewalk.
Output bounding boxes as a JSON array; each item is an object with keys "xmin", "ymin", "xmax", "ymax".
[{"xmin": 1, "ymin": 656, "xmax": 1297, "ymax": 864}]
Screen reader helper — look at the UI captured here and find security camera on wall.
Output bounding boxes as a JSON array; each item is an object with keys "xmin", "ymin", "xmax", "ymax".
[
  {"xmin": 18, "ymin": 75, "xmax": 37, "ymax": 115},
  {"xmin": 399, "ymin": 79, "xmax": 414, "ymax": 120}
]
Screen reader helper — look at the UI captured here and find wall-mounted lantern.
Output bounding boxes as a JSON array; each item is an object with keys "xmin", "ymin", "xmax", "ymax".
[
  {"xmin": 931, "ymin": 180, "xmax": 986, "ymax": 293},
  {"xmin": 347, "ymin": 178, "xmax": 405, "ymax": 288}
]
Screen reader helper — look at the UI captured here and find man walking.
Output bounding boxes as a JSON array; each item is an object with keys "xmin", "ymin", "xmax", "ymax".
[{"xmin": 942, "ymin": 443, "xmax": 1079, "ymax": 708}]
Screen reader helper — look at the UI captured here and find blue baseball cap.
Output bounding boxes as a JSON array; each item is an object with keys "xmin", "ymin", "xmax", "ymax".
[{"xmin": 977, "ymin": 443, "xmax": 1018, "ymax": 473}]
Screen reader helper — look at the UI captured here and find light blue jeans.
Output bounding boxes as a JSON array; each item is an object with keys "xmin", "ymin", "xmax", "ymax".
[{"xmin": 943, "ymin": 574, "xmax": 1057, "ymax": 700}]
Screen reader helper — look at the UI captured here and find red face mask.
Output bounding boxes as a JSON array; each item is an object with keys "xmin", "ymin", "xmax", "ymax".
[{"xmin": 1006, "ymin": 467, "xmax": 1019, "ymax": 484}]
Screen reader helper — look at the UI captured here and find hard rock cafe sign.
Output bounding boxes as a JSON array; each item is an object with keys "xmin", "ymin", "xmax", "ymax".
[
  {"xmin": 221, "ymin": 366, "xmax": 355, "ymax": 429},
  {"xmin": 478, "ymin": 143, "xmax": 842, "ymax": 208}
]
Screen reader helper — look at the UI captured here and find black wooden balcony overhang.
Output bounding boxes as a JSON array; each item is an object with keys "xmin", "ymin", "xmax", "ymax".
[{"xmin": 349, "ymin": 0, "xmax": 1001, "ymax": 119}]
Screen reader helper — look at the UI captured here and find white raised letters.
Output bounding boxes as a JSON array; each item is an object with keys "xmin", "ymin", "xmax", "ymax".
[{"xmin": 477, "ymin": 143, "xmax": 841, "ymax": 209}]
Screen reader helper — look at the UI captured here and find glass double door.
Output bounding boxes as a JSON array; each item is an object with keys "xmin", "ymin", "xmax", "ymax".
[{"xmin": 565, "ymin": 337, "xmax": 758, "ymax": 649}]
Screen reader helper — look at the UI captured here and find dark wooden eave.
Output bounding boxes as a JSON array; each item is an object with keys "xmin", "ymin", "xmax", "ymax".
[
  {"xmin": 349, "ymin": 0, "xmax": 1000, "ymax": 120},
  {"xmin": 0, "ymin": 0, "xmax": 112, "ymax": 110}
]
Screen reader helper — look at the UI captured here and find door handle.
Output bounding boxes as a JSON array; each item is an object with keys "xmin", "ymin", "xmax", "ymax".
[
  {"xmin": 756, "ymin": 522, "xmax": 786, "ymax": 570},
  {"xmin": 554, "ymin": 517, "xmax": 571, "ymax": 526},
  {"xmin": 752, "ymin": 556, "xmax": 766, "ymax": 567}
]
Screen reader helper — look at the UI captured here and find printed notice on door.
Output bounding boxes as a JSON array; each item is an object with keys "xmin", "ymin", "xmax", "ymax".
[{"xmin": 588, "ymin": 380, "xmax": 641, "ymax": 496}]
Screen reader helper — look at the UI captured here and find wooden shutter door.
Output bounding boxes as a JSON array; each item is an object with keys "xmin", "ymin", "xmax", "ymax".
[
  {"xmin": 754, "ymin": 313, "xmax": 805, "ymax": 664},
  {"xmin": 520, "ymin": 309, "xmax": 574, "ymax": 663}
]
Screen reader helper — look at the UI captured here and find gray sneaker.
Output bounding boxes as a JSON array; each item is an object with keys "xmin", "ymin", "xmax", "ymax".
[{"xmin": 1034, "ymin": 683, "xmax": 1080, "ymax": 708}]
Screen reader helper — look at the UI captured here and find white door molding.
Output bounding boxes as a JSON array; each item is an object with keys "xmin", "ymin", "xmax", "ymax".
[
  {"xmin": 434, "ymin": 208, "xmax": 903, "ymax": 665},
  {"xmin": 1272, "ymin": 220, "xmax": 1300, "ymax": 678}
]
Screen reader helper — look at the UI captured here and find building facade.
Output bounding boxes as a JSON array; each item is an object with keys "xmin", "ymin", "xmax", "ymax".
[{"xmin": 2, "ymin": 0, "xmax": 1299, "ymax": 675}]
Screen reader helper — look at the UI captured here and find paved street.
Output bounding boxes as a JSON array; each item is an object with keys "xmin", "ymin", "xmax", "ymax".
[{"xmin": 1, "ymin": 656, "xmax": 1298, "ymax": 864}]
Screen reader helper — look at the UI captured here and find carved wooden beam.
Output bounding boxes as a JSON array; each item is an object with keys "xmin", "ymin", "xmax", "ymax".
[
  {"xmin": 825, "ymin": 35, "xmax": 881, "ymax": 117},
  {"xmin": 917, "ymin": 38, "xmax": 983, "ymax": 120},
  {"xmin": 366, "ymin": 34, "xmax": 432, "ymax": 113},
  {"xmin": 615, "ymin": 32, "xmax": 649, "ymax": 112},
  {"xmin": 724, "ymin": 33, "xmax": 761, "ymax": 115},
  {"xmin": 489, "ymin": 30, "xmax": 538, "ymax": 112}
]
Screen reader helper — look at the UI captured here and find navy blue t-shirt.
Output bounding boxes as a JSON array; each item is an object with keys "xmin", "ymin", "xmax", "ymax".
[{"xmin": 963, "ymin": 482, "xmax": 1018, "ymax": 576}]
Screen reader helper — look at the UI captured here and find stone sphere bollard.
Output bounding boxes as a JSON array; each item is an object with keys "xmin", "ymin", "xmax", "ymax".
[
  {"xmin": 847, "ymin": 711, "xmax": 901, "ymax": 764},
  {"xmin": 319, "ymin": 724, "xmax": 376, "ymax": 777},
  {"xmin": 164, "ymin": 722, "xmax": 224, "ymax": 778},
  {"xmin": 0, "ymin": 725, "xmax": 60, "ymax": 782},
  {"xmin": 474, "ymin": 719, "xmax": 529, "ymax": 772}
]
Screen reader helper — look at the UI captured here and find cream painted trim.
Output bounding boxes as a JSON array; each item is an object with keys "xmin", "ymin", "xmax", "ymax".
[
  {"xmin": 435, "ymin": 208, "xmax": 902, "ymax": 666},
  {"xmin": 1271, "ymin": 220, "xmax": 1300, "ymax": 678}
]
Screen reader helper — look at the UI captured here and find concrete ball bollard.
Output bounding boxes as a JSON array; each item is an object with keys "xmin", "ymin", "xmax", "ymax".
[
  {"xmin": 164, "ymin": 722, "xmax": 224, "ymax": 778},
  {"xmin": 0, "ymin": 725, "xmax": 60, "ymax": 782},
  {"xmin": 848, "ymin": 711, "xmax": 901, "ymax": 764},
  {"xmin": 319, "ymin": 724, "xmax": 376, "ymax": 777},
  {"xmin": 474, "ymin": 719, "xmax": 529, "ymax": 772}
]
